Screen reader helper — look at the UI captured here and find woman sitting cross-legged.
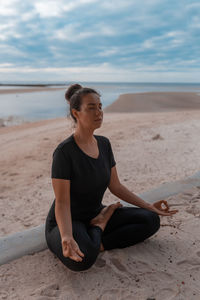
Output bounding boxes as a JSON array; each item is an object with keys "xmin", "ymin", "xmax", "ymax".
[{"xmin": 45, "ymin": 83, "xmax": 178, "ymax": 272}]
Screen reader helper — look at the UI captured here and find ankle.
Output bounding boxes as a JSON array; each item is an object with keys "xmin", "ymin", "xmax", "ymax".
[
  {"xmin": 92, "ymin": 223, "xmax": 105, "ymax": 231},
  {"xmin": 100, "ymin": 243, "xmax": 104, "ymax": 252}
]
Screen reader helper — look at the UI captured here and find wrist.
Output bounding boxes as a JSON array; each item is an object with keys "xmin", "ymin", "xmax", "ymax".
[
  {"xmin": 61, "ymin": 235, "xmax": 73, "ymax": 242},
  {"xmin": 146, "ymin": 203, "xmax": 154, "ymax": 210}
]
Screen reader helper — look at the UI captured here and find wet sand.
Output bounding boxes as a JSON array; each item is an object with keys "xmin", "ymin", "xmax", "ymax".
[{"xmin": 0, "ymin": 87, "xmax": 66, "ymax": 95}]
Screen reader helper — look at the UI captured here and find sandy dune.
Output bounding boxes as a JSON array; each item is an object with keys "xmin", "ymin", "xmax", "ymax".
[{"xmin": 104, "ymin": 92, "xmax": 200, "ymax": 113}]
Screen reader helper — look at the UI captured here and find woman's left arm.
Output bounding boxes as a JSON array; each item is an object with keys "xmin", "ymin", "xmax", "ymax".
[{"xmin": 108, "ymin": 166, "xmax": 178, "ymax": 216}]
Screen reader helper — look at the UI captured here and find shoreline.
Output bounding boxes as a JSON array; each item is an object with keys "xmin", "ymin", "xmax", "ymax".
[
  {"xmin": 1, "ymin": 91, "xmax": 200, "ymax": 127},
  {"xmin": 0, "ymin": 86, "xmax": 66, "ymax": 95}
]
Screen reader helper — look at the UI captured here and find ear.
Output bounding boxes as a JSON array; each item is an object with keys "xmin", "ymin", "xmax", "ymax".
[{"xmin": 71, "ymin": 108, "xmax": 79, "ymax": 121}]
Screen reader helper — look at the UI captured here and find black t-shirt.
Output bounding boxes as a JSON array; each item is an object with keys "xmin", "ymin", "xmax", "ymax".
[{"xmin": 51, "ymin": 134, "xmax": 116, "ymax": 221}]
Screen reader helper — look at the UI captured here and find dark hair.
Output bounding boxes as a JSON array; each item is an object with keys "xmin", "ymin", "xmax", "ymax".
[{"xmin": 65, "ymin": 83, "xmax": 101, "ymax": 123}]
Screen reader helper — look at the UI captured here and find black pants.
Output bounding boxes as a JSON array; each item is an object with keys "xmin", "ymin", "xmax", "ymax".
[{"xmin": 45, "ymin": 204, "xmax": 160, "ymax": 272}]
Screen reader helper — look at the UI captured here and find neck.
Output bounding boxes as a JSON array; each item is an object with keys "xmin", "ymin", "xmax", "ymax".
[{"xmin": 73, "ymin": 126, "xmax": 95, "ymax": 144}]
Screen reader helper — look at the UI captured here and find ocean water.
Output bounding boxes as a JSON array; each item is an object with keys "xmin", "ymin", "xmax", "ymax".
[{"xmin": 0, "ymin": 82, "xmax": 200, "ymax": 126}]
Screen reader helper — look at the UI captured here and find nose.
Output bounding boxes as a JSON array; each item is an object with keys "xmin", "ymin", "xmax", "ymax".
[{"xmin": 95, "ymin": 107, "xmax": 102, "ymax": 115}]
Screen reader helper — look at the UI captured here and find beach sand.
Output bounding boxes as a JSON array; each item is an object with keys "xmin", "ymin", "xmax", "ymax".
[
  {"xmin": 104, "ymin": 92, "xmax": 200, "ymax": 113},
  {"xmin": 0, "ymin": 92, "xmax": 200, "ymax": 299},
  {"xmin": 0, "ymin": 87, "xmax": 66, "ymax": 95}
]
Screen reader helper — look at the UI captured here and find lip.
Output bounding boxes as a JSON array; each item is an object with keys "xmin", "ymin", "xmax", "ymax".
[{"xmin": 94, "ymin": 118, "xmax": 102, "ymax": 121}]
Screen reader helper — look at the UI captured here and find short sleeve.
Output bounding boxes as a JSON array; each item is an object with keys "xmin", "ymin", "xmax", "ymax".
[
  {"xmin": 108, "ymin": 139, "xmax": 116, "ymax": 168},
  {"xmin": 51, "ymin": 148, "xmax": 71, "ymax": 180}
]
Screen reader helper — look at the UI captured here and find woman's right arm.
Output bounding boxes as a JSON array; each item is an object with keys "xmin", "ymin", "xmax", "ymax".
[{"xmin": 52, "ymin": 178, "xmax": 84, "ymax": 262}]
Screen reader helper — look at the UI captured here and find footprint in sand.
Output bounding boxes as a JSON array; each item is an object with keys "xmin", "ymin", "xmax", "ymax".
[
  {"xmin": 196, "ymin": 251, "xmax": 200, "ymax": 257},
  {"xmin": 8, "ymin": 172, "xmax": 19, "ymax": 176},
  {"xmin": 177, "ymin": 258, "xmax": 200, "ymax": 268},
  {"xmin": 154, "ymin": 287, "xmax": 177, "ymax": 299},
  {"xmin": 95, "ymin": 257, "xmax": 106, "ymax": 268},
  {"xmin": 97, "ymin": 288, "xmax": 119, "ymax": 300},
  {"xmin": 0, "ymin": 291, "xmax": 9, "ymax": 299},
  {"xmin": 185, "ymin": 206, "xmax": 200, "ymax": 216},
  {"xmin": 183, "ymin": 192, "xmax": 194, "ymax": 196},
  {"xmin": 34, "ymin": 283, "xmax": 60, "ymax": 298},
  {"xmin": 110, "ymin": 257, "xmax": 128, "ymax": 273}
]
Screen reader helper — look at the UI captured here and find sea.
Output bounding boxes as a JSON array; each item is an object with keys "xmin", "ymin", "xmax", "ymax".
[{"xmin": 1, "ymin": 82, "xmax": 200, "ymax": 126}]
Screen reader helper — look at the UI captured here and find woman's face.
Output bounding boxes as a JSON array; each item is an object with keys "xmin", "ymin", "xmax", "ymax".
[{"xmin": 72, "ymin": 93, "xmax": 103, "ymax": 130}]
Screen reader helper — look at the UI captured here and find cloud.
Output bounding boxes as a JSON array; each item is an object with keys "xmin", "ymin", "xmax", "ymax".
[
  {"xmin": 0, "ymin": 0, "xmax": 200, "ymax": 82},
  {"xmin": 1, "ymin": 62, "xmax": 200, "ymax": 83},
  {"xmin": 97, "ymin": 48, "xmax": 120, "ymax": 57},
  {"xmin": 53, "ymin": 24, "xmax": 94, "ymax": 42},
  {"xmin": 33, "ymin": 0, "xmax": 98, "ymax": 18},
  {"xmin": 0, "ymin": 63, "xmax": 13, "ymax": 67},
  {"xmin": 0, "ymin": 0, "xmax": 19, "ymax": 16}
]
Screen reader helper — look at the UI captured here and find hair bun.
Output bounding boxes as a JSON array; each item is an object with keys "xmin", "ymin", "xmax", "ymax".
[{"xmin": 65, "ymin": 84, "xmax": 82, "ymax": 102}]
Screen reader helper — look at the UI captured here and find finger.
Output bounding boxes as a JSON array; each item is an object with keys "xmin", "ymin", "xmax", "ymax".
[
  {"xmin": 155, "ymin": 209, "xmax": 175, "ymax": 216},
  {"xmin": 169, "ymin": 210, "xmax": 179, "ymax": 214},
  {"xmin": 71, "ymin": 249, "xmax": 84, "ymax": 261},
  {"xmin": 160, "ymin": 210, "xmax": 178, "ymax": 216},
  {"xmin": 163, "ymin": 200, "xmax": 170, "ymax": 210},
  {"xmin": 160, "ymin": 200, "xmax": 168, "ymax": 209},
  {"xmin": 69, "ymin": 254, "xmax": 83, "ymax": 262},
  {"xmin": 159, "ymin": 212, "xmax": 172, "ymax": 216},
  {"xmin": 76, "ymin": 248, "xmax": 85, "ymax": 257}
]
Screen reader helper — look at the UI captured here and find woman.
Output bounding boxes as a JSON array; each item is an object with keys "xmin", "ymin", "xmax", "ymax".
[{"xmin": 45, "ymin": 84, "xmax": 178, "ymax": 272}]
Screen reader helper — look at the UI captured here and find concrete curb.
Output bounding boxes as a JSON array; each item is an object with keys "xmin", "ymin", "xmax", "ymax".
[
  {"xmin": 0, "ymin": 225, "xmax": 46, "ymax": 265},
  {"xmin": 1, "ymin": 170, "xmax": 200, "ymax": 265},
  {"xmin": 121, "ymin": 170, "xmax": 200, "ymax": 206}
]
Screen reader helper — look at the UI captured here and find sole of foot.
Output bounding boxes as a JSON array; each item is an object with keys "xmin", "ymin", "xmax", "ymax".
[{"xmin": 90, "ymin": 202, "xmax": 123, "ymax": 231}]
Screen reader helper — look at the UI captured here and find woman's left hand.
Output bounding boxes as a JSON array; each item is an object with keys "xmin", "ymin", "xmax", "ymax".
[{"xmin": 149, "ymin": 200, "xmax": 178, "ymax": 216}]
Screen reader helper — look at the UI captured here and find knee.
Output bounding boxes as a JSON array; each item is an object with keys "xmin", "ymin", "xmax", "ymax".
[
  {"xmin": 146, "ymin": 210, "xmax": 160, "ymax": 233},
  {"xmin": 61, "ymin": 247, "xmax": 99, "ymax": 272}
]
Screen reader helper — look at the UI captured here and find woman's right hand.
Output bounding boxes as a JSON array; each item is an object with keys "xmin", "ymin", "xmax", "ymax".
[{"xmin": 61, "ymin": 236, "xmax": 85, "ymax": 262}]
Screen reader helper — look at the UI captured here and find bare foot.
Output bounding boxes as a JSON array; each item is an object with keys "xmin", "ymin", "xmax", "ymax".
[
  {"xmin": 90, "ymin": 202, "xmax": 122, "ymax": 232},
  {"xmin": 100, "ymin": 243, "xmax": 104, "ymax": 252}
]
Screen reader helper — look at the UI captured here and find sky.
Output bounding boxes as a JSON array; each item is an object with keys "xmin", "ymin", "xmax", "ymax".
[{"xmin": 0, "ymin": 0, "xmax": 200, "ymax": 83}]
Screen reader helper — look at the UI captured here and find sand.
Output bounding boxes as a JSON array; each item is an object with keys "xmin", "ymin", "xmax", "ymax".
[
  {"xmin": 104, "ymin": 92, "xmax": 200, "ymax": 113},
  {"xmin": 0, "ymin": 87, "xmax": 66, "ymax": 95},
  {"xmin": 0, "ymin": 92, "xmax": 200, "ymax": 299}
]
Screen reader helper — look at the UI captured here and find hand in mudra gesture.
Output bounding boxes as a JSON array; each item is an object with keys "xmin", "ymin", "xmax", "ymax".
[
  {"xmin": 61, "ymin": 237, "xmax": 85, "ymax": 262},
  {"xmin": 151, "ymin": 200, "xmax": 178, "ymax": 216}
]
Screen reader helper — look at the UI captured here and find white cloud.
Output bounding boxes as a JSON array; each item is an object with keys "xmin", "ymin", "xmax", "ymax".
[
  {"xmin": 140, "ymin": 31, "xmax": 186, "ymax": 52},
  {"xmin": 0, "ymin": 62, "xmax": 200, "ymax": 83},
  {"xmin": 33, "ymin": 0, "xmax": 98, "ymax": 18},
  {"xmin": 21, "ymin": 11, "xmax": 36, "ymax": 22},
  {"xmin": 97, "ymin": 25, "xmax": 117, "ymax": 36},
  {"xmin": 100, "ymin": 0, "xmax": 138, "ymax": 12},
  {"xmin": 0, "ymin": 44, "xmax": 26, "ymax": 57},
  {"xmin": 98, "ymin": 48, "xmax": 119, "ymax": 57},
  {"xmin": 53, "ymin": 22, "xmax": 117, "ymax": 42},
  {"xmin": 186, "ymin": 2, "xmax": 200, "ymax": 10},
  {"xmin": 0, "ymin": 0, "xmax": 19, "ymax": 16},
  {"xmin": 0, "ymin": 63, "xmax": 13, "ymax": 67},
  {"xmin": 34, "ymin": 1, "xmax": 63, "ymax": 17},
  {"xmin": 53, "ymin": 24, "xmax": 94, "ymax": 41}
]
